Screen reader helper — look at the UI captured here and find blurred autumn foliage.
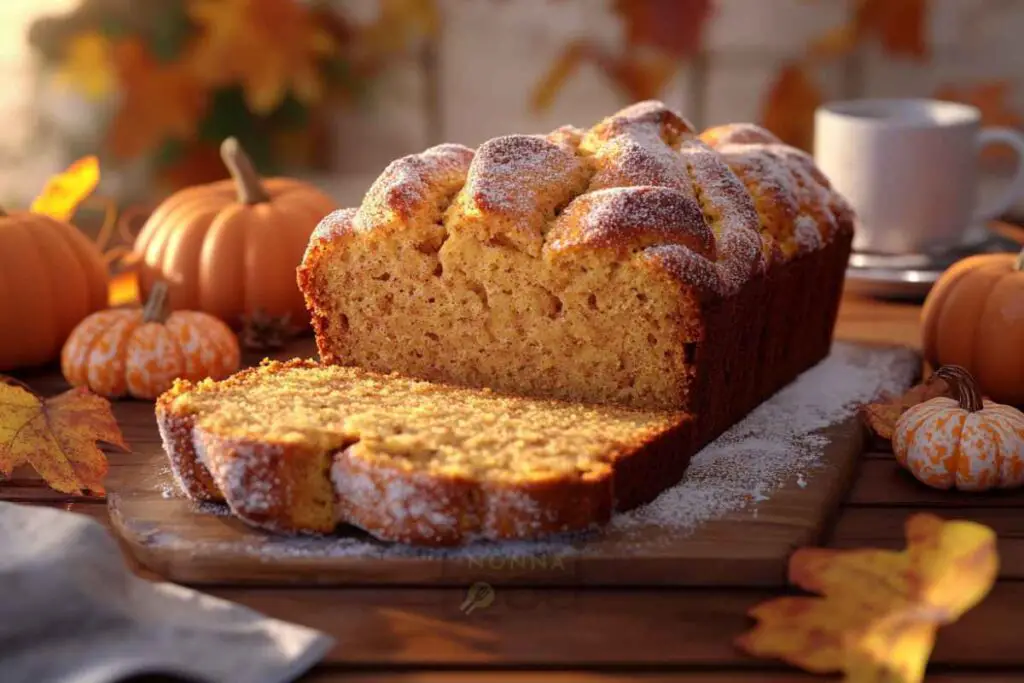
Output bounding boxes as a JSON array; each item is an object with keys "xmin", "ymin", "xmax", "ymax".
[
  {"xmin": 533, "ymin": 0, "xmax": 1023, "ymax": 153},
  {"xmin": 30, "ymin": 0, "xmax": 438, "ymax": 191}
]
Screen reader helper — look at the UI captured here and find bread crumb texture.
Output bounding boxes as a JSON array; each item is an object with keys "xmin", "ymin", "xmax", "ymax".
[
  {"xmin": 167, "ymin": 360, "xmax": 682, "ymax": 482},
  {"xmin": 160, "ymin": 360, "xmax": 687, "ymax": 543},
  {"xmin": 299, "ymin": 100, "xmax": 853, "ymax": 412}
]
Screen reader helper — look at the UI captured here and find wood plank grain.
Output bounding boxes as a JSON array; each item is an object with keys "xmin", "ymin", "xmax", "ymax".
[
  {"xmin": 829, "ymin": 507, "xmax": 1024, "ymax": 578},
  {"xmin": 848, "ymin": 460, "xmax": 1024, "ymax": 508},
  {"xmin": 203, "ymin": 582, "xmax": 1024, "ymax": 667},
  {"xmin": 11, "ymin": 340, "xmax": 902, "ymax": 588},
  {"xmin": 835, "ymin": 294, "xmax": 922, "ymax": 350},
  {"xmin": 106, "ymin": 413, "xmax": 865, "ymax": 588}
]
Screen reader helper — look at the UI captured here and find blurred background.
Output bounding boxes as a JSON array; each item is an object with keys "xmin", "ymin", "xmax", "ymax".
[{"xmin": 2, "ymin": 0, "xmax": 1022, "ymax": 220}]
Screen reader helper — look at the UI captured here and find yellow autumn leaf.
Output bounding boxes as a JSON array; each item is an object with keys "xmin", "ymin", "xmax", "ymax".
[
  {"xmin": 187, "ymin": 0, "xmax": 336, "ymax": 114},
  {"xmin": 0, "ymin": 380, "xmax": 127, "ymax": 496},
  {"xmin": 54, "ymin": 32, "xmax": 117, "ymax": 101},
  {"xmin": 736, "ymin": 513, "xmax": 999, "ymax": 682},
  {"xmin": 30, "ymin": 156, "xmax": 101, "ymax": 221}
]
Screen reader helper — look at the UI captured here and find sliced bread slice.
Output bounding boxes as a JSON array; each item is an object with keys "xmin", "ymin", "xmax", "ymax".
[{"xmin": 157, "ymin": 359, "xmax": 691, "ymax": 545}]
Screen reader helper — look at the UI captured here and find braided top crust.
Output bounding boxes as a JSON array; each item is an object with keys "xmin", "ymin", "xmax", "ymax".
[{"xmin": 307, "ymin": 101, "xmax": 852, "ymax": 300}]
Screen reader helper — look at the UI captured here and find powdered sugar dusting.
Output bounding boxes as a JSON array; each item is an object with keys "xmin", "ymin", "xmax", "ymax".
[
  {"xmin": 701, "ymin": 122, "xmax": 781, "ymax": 147},
  {"xmin": 586, "ymin": 126, "xmax": 695, "ymax": 200},
  {"xmin": 164, "ymin": 342, "xmax": 916, "ymax": 562},
  {"xmin": 613, "ymin": 341, "xmax": 916, "ymax": 534},
  {"xmin": 303, "ymin": 208, "xmax": 356, "ymax": 261},
  {"xmin": 546, "ymin": 186, "xmax": 715, "ymax": 258},
  {"xmin": 680, "ymin": 139, "xmax": 764, "ymax": 292},
  {"xmin": 463, "ymin": 134, "xmax": 584, "ymax": 218},
  {"xmin": 355, "ymin": 143, "xmax": 474, "ymax": 233}
]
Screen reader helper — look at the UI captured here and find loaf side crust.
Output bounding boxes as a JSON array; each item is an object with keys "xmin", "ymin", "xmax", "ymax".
[{"xmin": 157, "ymin": 362, "xmax": 695, "ymax": 545}]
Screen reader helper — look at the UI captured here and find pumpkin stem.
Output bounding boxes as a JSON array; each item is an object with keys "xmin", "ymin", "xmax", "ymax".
[
  {"xmin": 1016, "ymin": 246, "xmax": 1024, "ymax": 272},
  {"xmin": 142, "ymin": 281, "xmax": 172, "ymax": 324},
  {"xmin": 220, "ymin": 137, "xmax": 270, "ymax": 205},
  {"xmin": 933, "ymin": 365, "xmax": 984, "ymax": 412}
]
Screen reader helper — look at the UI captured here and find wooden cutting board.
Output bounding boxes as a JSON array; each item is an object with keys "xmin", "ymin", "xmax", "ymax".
[{"xmin": 108, "ymin": 341, "xmax": 919, "ymax": 588}]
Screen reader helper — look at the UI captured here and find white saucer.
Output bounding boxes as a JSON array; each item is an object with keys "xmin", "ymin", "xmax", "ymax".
[{"xmin": 844, "ymin": 225, "xmax": 1020, "ymax": 301}]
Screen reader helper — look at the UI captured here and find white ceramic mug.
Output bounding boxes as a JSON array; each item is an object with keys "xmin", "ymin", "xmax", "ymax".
[{"xmin": 813, "ymin": 98, "xmax": 1024, "ymax": 254}]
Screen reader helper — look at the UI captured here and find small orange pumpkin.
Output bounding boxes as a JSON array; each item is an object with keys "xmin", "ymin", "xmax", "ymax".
[
  {"xmin": 894, "ymin": 365, "xmax": 1024, "ymax": 491},
  {"xmin": 61, "ymin": 282, "xmax": 240, "ymax": 400},
  {"xmin": 921, "ymin": 246, "xmax": 1024, "ymax": 405},
  {"xmin": 132, "ymin": 137, "xmax": 338, "ymax": 328},
  {"xmin": 0, "ymin": 208, "xmax": 109, "ymax": 371}
]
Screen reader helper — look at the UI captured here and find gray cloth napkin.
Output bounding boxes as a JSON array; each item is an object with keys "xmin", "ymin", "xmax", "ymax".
[{"xmin": 0, "ymin": 502, "xmax": 334, "ymax": 683}]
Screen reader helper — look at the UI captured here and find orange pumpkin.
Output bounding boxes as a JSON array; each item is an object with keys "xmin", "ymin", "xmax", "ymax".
[
  {"xmin": 922, "ymin": 247, "xmax": 1024, "ymax": 405},
  {"xmin": 61, "ymin": 282, "xmax": 240, "ymax": 400},
  {"xmin": 894, "ymin": 365, "xmax": 1024, "ymax": 491},
  {"xmin": 132, "ymin": 137, "xmax": 338, "ymax": 328},
  {"xmin": 0, "ymin": 208, "xmax": 108, "ymax": 371}
]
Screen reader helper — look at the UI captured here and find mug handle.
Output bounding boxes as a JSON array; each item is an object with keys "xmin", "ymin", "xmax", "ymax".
[{"xmin": 972, "ymin": 127, "xmax": 1024, "ymax": 223}]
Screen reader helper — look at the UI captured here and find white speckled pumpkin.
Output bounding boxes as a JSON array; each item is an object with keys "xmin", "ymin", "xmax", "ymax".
[
  {"xmin": 61, "ymin": 282, "xmax": 240, "ymax": 400},
  {"xmin": 894, "ymin": 365, "xmax": 1024, "ymax": 491}
]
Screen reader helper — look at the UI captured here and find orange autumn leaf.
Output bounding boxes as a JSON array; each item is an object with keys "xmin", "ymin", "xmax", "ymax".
[
  {"xmin": 934, "ymin": 81, "xmax": 1024, "ymax": 129},
  {"xmin": 30, "ymin": 156, "xmax": 100, "ymax": 221},
  {"xmin": 811, "ymin": 0, "xmax": 930, "ymax": 61},
  {"xmin": 761, "ymin": 63, "xmax": 823, "ymax": 151},
  {"xmin": 532, "ymin": 44, "xmax": 676, "ymax": 112},
  {"xmin": 854, "ymin": 0, "xmax": 930, "ymax": 59},
  {"xmin": 935, "ymin": 81, "xmax": 1024, "ymax": 163},
  {"xmin": 860, "ymin": 375, "xmax": 951, "ymax": 442},
  {"xmin": 186, "ymin": 0, "xmax": 335, "ymax": 114},
  {"xmin": 533, "ymin": 0, "xmax": 710, "ymax": 112},
  {"xmin": 0, "ymin": 379, "xmax": 127, "ymax": 496},
  {"xmin": 108, "ymin": 39, "xmax": 207, "ymax": 160},
  {"xmin": 613, "ymin": 0, "xmax": 715, "ymax": 59},
  {"xmin": 737, "ymin": 513, "xmax": 998, "ymax": 682}
]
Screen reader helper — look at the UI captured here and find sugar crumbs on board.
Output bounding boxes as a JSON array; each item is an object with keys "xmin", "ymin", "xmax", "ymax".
[
  {"xmin": 609, "ymin": 341, "xmax": 917, "ymax": 536},
  {"xmin": 168, "ymin": 341, "xmax": 917, "ymax": 561}
]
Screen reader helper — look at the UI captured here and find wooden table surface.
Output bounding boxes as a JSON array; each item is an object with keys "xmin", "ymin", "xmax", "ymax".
[{"xmin": 7, "ymin": 291, "xmax": 1024, "ymax": 683}]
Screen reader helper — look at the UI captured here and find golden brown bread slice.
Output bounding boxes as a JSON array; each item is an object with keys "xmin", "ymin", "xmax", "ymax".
[
  {"xmin": 157, "ymin": 359, "xmax": 691, "ymax": 545},
  {"xmin": 298, "ymin": 101, "xmax": 854, "ymax": 451}
]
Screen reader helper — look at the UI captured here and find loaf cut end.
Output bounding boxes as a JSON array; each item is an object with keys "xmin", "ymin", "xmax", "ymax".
[
  {"xmin": 158, "ymin": 360, "xmax": 690, "ymax": 544},
  {"xmin": 298, "ymin": 101, "xmax": 854, "ymax": 423}
]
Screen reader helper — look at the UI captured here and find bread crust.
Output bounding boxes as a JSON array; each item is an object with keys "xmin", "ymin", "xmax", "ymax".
[
  {"xmin": 156, "ymin": 363, "xmax": 694, "ymax": 545},
  {"xmin": 165, "ymin": 102, "xmax": 857, "ymax": 546}
]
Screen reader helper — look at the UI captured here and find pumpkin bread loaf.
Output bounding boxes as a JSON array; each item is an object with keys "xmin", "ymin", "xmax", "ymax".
[
  {"xmin": 157, "ymin": 359, "xmax": 690, "ymax": 544},
  {"xmin": 161, "ymin": 101, "xmax": 854, "ymax": 545},
  {"xmin": 298, "ymin": 101, "xmax": 854, "ymax": 449}
]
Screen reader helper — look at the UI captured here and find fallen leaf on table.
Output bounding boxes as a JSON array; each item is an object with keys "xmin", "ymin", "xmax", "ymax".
[
  {"xmin": 736, "ymin": 513, "xmax": 999, "ymax": 682},
  {"xmin": 860, "ymin": 374, "xmax": 951, "ymax": 442},
  {"xmin": 0, "ymin": 378, "xmax": 128, "ymax": 496},
  {"xmin": 30, "ymin": 155, "xmax": 100, "ymax": 221}
]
